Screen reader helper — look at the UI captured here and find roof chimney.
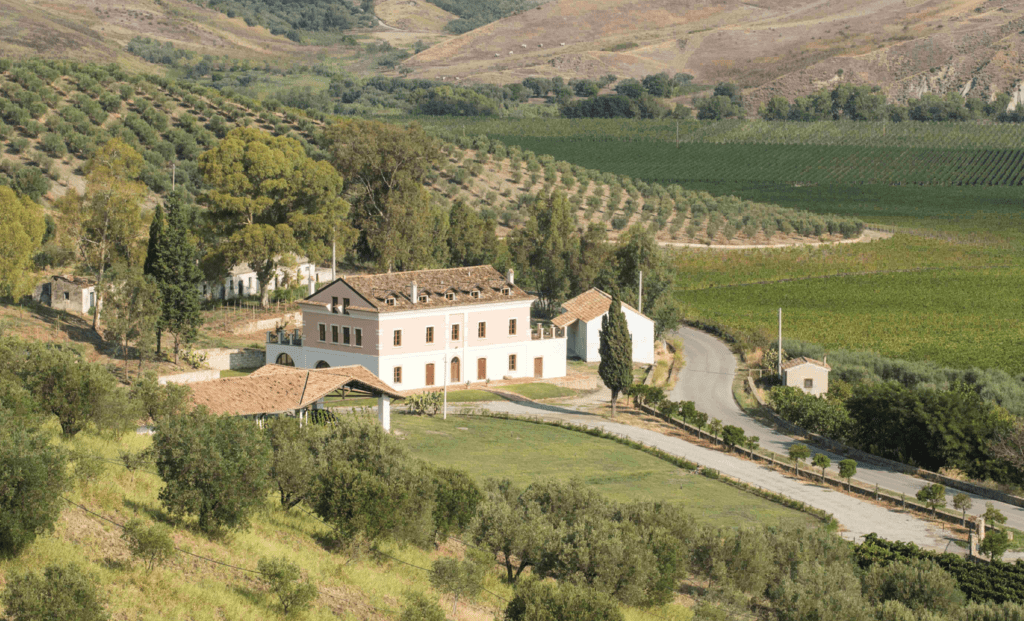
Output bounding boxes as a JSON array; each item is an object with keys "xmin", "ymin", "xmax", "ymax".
[
  {"xmin": 411, "ymin": 280, "xmax": 418, "ymax": 304},
  {"xmin": 507, "ymin": 269, "xmax": 514, "ymax": 285}
]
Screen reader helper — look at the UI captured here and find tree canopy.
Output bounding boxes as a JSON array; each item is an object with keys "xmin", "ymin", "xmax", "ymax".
[{"xmin": 0, "ymin": 187, "xmax": 45, "ymax": 300}]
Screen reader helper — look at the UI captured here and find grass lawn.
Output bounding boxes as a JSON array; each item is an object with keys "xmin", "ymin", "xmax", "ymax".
[
  {"xmin": 500, "ymin": 383, "xmax": 577, "ymax": 400},
  {"xmin": 396, "ymin": 414, "xmax": 819, "ymax": 529},
  {"xmin": 444, "ymin": 389, "xmax": 508, "ymax": 403}
]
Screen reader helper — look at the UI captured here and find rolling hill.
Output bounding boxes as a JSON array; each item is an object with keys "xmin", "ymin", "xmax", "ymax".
[{"xmin": 400, "ymin": 0, "xmax": 1024, "ymax": 109}]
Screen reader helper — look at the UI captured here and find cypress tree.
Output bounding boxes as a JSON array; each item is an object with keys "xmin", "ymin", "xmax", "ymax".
[
  {"xmin": 598, "ymin": 296, "xmax": 633, "ymax": 415},
  {"xmin": 145, "ymin": 194, "xmax": 203, "ymax": 364},
  {"xmin": 143, "ymin": 204, "xmax": 166, "ymax": 354}
]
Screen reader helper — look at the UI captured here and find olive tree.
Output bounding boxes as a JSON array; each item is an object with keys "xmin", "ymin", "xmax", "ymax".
[
  {"xmin": 153, "ymin": 408, "xmax": 271, "ymax": 535},
  {"xmin": 1, "ymin": 564, "xmax": 108, "ymax": 621},
  {"xmin": 0, "ymin": 426, "xmax": 70, "ymax": 557}
]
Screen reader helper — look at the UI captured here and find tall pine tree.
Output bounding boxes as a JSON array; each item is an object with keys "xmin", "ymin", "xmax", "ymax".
[
  {"xmin": 145, "ymin": 193, "xmax": 203, "ymax": 364},
  {"xmin": 598, "ymin": 296, "xmax": 633, "ymax": 415},
  {"xmin": 143, "ymin": 204, "xmax": 166, "ymax": 353}
]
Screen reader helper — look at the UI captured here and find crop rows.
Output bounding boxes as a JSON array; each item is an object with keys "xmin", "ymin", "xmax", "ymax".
[
  {"xmin": 415, "ymin": 117, "xmax": 1024, "ymax": 150},
  {"xmin": 855, "ymin": 534, "xmax": 1024, "ymax": 604}
]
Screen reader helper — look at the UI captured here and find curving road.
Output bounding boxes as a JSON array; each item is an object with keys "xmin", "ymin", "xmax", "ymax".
[{"xmin": 669, "ymin": 325, "xmax": 1024, "ymax": 533}]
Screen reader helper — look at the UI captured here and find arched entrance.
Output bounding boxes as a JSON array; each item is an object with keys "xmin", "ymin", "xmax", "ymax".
[
  {"xmin": 450, "ymin": 357, "xmax": 460, "ymax": 383},
  {"xmin": 276, "ymin": 353, "xmax": 295, "ymax": 366},
  {"xmin": 315, "ymin": 360, "xmax": 330, "ymax": 369}
]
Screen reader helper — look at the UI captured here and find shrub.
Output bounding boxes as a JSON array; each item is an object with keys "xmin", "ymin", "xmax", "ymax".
[
  {"xmin": 0, "ymin": 427, "xmax": 70, "ymax": 557},
  {"xmin": 153, "ymin": 408, "xmax": 271, "ymax": 535},
  {"xmin": 399, "ymin": 592, "xmax": 446, "ymax": 621},
  {"xmin": 39, "ymin": 132, "xmax": 67, "ymax": 158},
  {"xmin": 1, "ymin": 564, "xmax": 108, "ymax": 621},
  {"xmin": 10, "ymin": 136, "xmax": 29, "ymax": 153},
  {"xmin": 430, "ymin": 466, "xmax": 482, "ymax": 541},
  {"xmin": 862, "ymin": 558, "xmax": 965, "ymax": 614},
  {"xmin": 257, "ymin": 556, "xmax": 318, "ymax": 615},
  {"xmin": 121, "ymin": 518, "xmax": 176, "ymax": 571},
  {"xmin": 429, "ymin": 554, "xmax": 485, "ymax": 616},
  {"xmin": 505, "ymin": 578, "xmax": 625, "ymax": 621}
]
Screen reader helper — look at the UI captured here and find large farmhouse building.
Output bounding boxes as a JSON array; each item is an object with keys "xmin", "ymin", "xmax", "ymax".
[
  {"xmin": 552, "ymin": 289, "xmax": 655, "ymax": 365},
  {"xmin": 265, "ymin": 266, "xmax": 567, "ymax": 391}
]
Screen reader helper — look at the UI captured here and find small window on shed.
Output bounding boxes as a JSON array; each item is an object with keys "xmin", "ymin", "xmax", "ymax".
[{"xmin": 804, "ymin": 378, "xmax": 814, "ymax": 389}]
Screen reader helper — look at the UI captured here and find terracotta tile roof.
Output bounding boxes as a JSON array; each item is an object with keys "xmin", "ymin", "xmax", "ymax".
[
  {"xmin": 190, "ymin": 364, "xmax": 401, "ymax": 416},
  {"xmin": 312, "ymin": 265, "xmax": 533, "ymax": 313},
  {"xmin": 551, "ymin": 288, "xmax": 647, "ymax": 328},
  {"xmin": 781, "ymin": 356, "xmax": 831, "ymax": 371}
]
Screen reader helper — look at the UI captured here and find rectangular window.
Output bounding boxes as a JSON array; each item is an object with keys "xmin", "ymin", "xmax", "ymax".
[
  {"xmin": 478, "ymin": 322, "xmax": 486, "ymax": 338},
  {"xmin": 343, "ymin": 326, "xmax": 351, "ymax": 345},
  {"xmin": 509, "ymin": 354, "xmax": 517, "ymax": 371},
  {"xmin": 318, "ymin": 324, "xmax": 326, "ymax": 342},
  {"xmin": 63, "ymin": 292, "xmax": 70, "ymax": 301},
  {"xmin": 509, "ymin": 318, "xmax": 517, "ymax": 335},
  {"xmin": 394, "ymin": 330, "xmax": 402, "ymax": 347},
  {"xmin": 332, "ymin": 296, "xmax": 338, "ymax": 313},
  {"xmin": 394, "ymin": 367, "xmax": 402, "ymax": 384},
  {"xmin": 355, "ymin": 328, "xmax": 362, "ymax": 347},
  {"xmin": 451, "ymin": 324, "xmax": 460, "ymax": 341},
  {"xmin": 804, "ymin": 378, "xmax": 814, "ymax": 389},
  {"xmin": 331, "ymin": 325, "xmax": 338, "ymax": 344},
  {"xmin": 342, "ymin": 297, "xmax": 350, "ymax": 314},
  {"xmin": 426, "ymin": 326, "xmax": 434, "ymax": 343}
]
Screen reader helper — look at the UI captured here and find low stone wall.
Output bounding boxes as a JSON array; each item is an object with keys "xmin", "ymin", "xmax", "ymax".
[
  {"xmin": 158, "ymin": 369, "xmax": 220, "ymax": 385},
  {"xmin": 744, "ymin": 377, "xmax": 1024, "ymax": 510},
  {"xmin": 197, "ymin": 348, "xmax": 266, "ymax": 371}
]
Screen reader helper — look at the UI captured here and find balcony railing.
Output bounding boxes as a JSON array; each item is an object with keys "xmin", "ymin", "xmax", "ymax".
[
  {"xmin": 531, "ymin": 326, "xmax": 565, "ymax": 340},
  {"xmin": 267, "ymin": 329, "xmax": 303, "ymax": 347}
]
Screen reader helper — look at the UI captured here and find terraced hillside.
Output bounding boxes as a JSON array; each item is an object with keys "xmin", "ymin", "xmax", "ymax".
[{"xmin": 0, "ymin": 58, "xmax": 863, "ymax": 250}]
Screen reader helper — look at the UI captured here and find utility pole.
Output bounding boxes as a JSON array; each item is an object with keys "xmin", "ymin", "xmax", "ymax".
[
  {"xmin": 443, "ymin": 313, "xmax": 449, "ymax": 420},
  {"xmin": 778, "ymin": 307, "xmax": 782, "ymax": 378},
  {"xmin": 331, "ymin": 238, "xmax": 337, "ymax": 282},
  {"xmin": 638, "ymin": 270, "xmax": 643, "ymax": 315}
]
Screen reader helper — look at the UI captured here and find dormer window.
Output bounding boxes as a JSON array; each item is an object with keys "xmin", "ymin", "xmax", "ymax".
[
  {"xmin": 418, "ymin": 294, "xmax": 428, "ymax": 304},
  {"xmin": 502, "ymin": 287, "xmax": 512, "ymax": 296},
  {"xmin": 445, "ymin": 291, "xmax": 456, "ymax": 301},
  {"xmin": 385, "ymin": 296, "xmax": 397, "ymax": 306},
  {"xmin": 470, "ymin": 290, "xmax": 480, "ymax": 299}
]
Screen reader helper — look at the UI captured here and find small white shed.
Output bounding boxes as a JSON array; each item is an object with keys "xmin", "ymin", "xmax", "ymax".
[
  {"xmin": 781, "ymin": 357, "xmax": 831, "ymax": 396},
  {"xmin": 552, "ymin": 288, "xmax": 654, "ymax": 365}
]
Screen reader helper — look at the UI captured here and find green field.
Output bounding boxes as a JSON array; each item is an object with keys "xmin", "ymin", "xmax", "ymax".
[
  {"xmin": 396, "ymin": 414, "xmax": 820, "ymax": 528},
  {"xmin": 499, "ymin": 383, "xmax": 577, "ymax": 400}
]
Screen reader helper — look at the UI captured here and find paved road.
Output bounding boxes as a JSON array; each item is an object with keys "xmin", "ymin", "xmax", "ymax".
[{"xmin": 669, "ymin": 325, "xmax": 1024, "ymax": 532}]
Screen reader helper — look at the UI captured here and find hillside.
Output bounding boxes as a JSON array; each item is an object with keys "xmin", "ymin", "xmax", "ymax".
[
  {"xmin": 400, "ymin": 0, "xmax": 1024, "ymax": 108},
  {"xmin": 0, "ymin": 59, "xmax": 862, "ymax": 250}
]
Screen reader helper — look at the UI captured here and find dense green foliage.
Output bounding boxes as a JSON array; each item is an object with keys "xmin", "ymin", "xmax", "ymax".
[
  {"xmin": 505, "ymin": 578, "xmax": 625, "ymax": 621},
  {"xmin": 424, "ymin": 0, "xmax": 541, "ymax": 34},
  {"xmin": 769, "ymin": 381, "xmax": 1017, "ymax": 483},
  {"xmin": 1, "ymin": 564, "xmax": 108, "ymax": 621},
  {"xmin": 855, "ymin": 534, "xmax": 1024, "ymax": 605},
  {"xmin": 257, "ymin": 556, "xmax": 318, "ymax": 615},
  {"xmin": 0, "ymin": 426, "xmax": 69, "ymax": 557},
  {"xmin": 189, "ymin": 0, "xmax": 374, "ymax": 39},
  {"xmin": 599, "ymin": 297, "xmax": 633, "ymax": 414},
  {"xmin": 153, "ymin": 408, "xmax": 273, "ymax": 535}
]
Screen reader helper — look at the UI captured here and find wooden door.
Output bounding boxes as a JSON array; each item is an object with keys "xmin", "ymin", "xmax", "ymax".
[
  {"xmin": 451, "ymin": 358, "xmax": 460, "ymax": 383},
  {"xmin": 477, "ymin": 357, "xmax": 487, "ymax": 381},
  {"xmin": 425, "ymin": 363, "xmax": 435, "ymax": 386},
  {"xmin": 534, "ymin": 357, "xmax": 543, "ymax": 378}
]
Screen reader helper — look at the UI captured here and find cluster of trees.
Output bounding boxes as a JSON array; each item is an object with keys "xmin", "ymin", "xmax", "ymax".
[
  {"xmin": 197, "ymin": 0, "xmax": 375, "ymax": 41},
  {"xmin": 560, "ymin": 73, "xmax": 692, "ymax": 119},
  {"xmin": 318, "ymin": 76, "xmax": 534, "ymax": 117},
  {"xmin": 694, "ymin": 83, "xmax": 744, "ymax": 120},
  {"xmin": 507, "ymin": 192, "xmax": 682, "ymax": 333},
  {"xmin": 768, "ymin": 380, "xmax": 1018, "ymax": 484},
  {"xmin": 761, "ymin": 83, "xmax": 1024, "ymax": 122},
  {"xmin": 423, "ymin": 0, "xmax": 541, "ymax": 34}
]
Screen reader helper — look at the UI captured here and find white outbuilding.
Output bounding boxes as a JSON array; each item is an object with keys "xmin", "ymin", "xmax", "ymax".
[
  {"xmin": 781, "ymin": 357, "xmax": 831, "ymax": 396},
  {"xmin": 552, "ymin": 288, "xmax": 655, "ymax": 365}
]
